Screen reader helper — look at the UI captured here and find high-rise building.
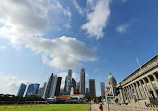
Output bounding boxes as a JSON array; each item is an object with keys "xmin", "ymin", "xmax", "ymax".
[
  {"xmin": 43, "ymin": 73, "xmax": 54, "ymax": 99},
  {"xmin": 25, "ymin": 83, "xmax": 40, "ymax": 96},
  {"xmin": 86, "ymin": 88, "xmax": 89, "ymax": 96},
  {"xmin": 49, "ymin": 75, "xmax": 58, "ymax": 98},
  {"xmin": 55, "ymin": 77, "xmax": 62, "ymax": 96},
  {"xmin": 66, "ymin": 69, "xmax": 72, "ymax": 95},
  {"xmin": 76, "ymin": 81, "xmax": 80, "ymax": 94},
  {"xmin": 64, "ymin": 76, "xmax": 68, "ymax": 94},
  {"xmin": 17, "ymin": 83, "xmax": 27, "ymax": 97},
  {"xmin": 89, "ymin": 79, "xmax": 96, "ymax": 97},
  {"xmin": 71, "ymin": 78, "xmax": 76, "ymax": 94},
  {"xmin": 80, "ymin": 68, "xmax": 85, "ymax": 94},
  {"xmin": 100, "ymin": 82, "xmax": 105, "ymax": 97},
  {"xmin": 38, "ymin": 82, "xmax": 47, "ymax": 97}
]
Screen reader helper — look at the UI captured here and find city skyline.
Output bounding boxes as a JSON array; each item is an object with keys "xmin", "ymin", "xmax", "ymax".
[{"xmin": 0, "ymin": 0, "xmax": 158, "ymax": 97}]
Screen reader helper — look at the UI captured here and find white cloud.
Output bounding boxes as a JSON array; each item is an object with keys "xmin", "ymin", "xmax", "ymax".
[
  {"xmin": 82, "ymin": 0, "xmax": 111, "ymax": 40},
  {"xmin": 0, "ymin": 46, "xmax": 6, "ymax": 50},
  {"xmin": 116, "ymin": 24, "xmax": 129, "ymax": 33},
  {"xmin": 57, "ymin": 72, "xmax": 79, "ymax": 88},
  {"xmin": 0, "ymin": 72, "xmax": 28, "ymax": 95},
  {"xmin": 0, "ymin": 0, "xmax": 96, "ymax": 69},
  {"xmin": 72, "ymin": 0, "xmax": 83, "ymax": 15}
]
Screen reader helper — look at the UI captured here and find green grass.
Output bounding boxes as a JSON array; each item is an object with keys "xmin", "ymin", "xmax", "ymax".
[{"xmin": 0, "ymin": 104, "xmax": 90, "ymax": 111}]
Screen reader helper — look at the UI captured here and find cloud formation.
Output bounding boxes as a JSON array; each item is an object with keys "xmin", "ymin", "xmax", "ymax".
[
  {"xmin": 116, "ymin": 24, "xmax": 129, "ymax": 33},
  {"xmin": 0, "ymin": 0, "xmax": 96, "ymax": 69},
  {"xmin": 82, "ymin": 0, "xmax": 111, "ymax": 40},
  {"xmin": 72, "ymin": 0, "xmax": 83, "ymax": 15},
  {"xmin": 0, "ymin": 72, "xmax": 28, "ymax": 95}
]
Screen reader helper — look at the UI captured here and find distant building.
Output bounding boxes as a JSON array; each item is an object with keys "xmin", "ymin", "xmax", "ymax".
[
  {"xmin": 89, "ymin": 79, "xmax": 96, "ymax": 97},
  {"xmin": 17, "ymin": 83, "xmax": 27, "ymax": 97},
  {"xmin": 86, "ymin": 88, "xmax": 89, "ymax": 96},
  {"xmin": 80, "ymin": 68, "xmax": 85, "ymax": 94},
  {"xmin": 64, "ymin": 76, "xmax": 68, "ymax": 94},
  {"xmin": 66, "ymin": 69, "xmax": 72, "ymax": 95},
  {"xmin": 49, "ymin": 75, "xmax": 58, "ymax": 98},
  {"xmin": 100, "ymin": 82, "xmax": 105, "ymax": 97},
  {"xmin": 55, "ymin": 77, "xmax": 62, "ymax": 96},
  {"xmin": 38, "ymin": 82, "xmax": 47, "ymax": 97},
  {"xmin": 25, "ymin": 83, "xmax": 40, "ymax": 96},
  {"xmin": 43, "ymin": 73, "xmax": 54, "ymax": 99},
  {"xmin": 76, "ymin": 81, "xmax": 80, "ymax": 94},
  {"xmin": 72, "ymin": 78, "xmax": 76, "ymax": 94}
]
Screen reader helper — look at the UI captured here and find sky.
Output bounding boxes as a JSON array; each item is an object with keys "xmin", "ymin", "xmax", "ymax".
[{"xmin": 0, "ymin": 0, "xmax": 158, "ymax": 96}]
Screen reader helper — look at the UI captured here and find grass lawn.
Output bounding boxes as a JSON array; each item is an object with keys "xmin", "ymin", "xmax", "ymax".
[{"xmin": 0, "ymin": 104, "xmax": 90, "ymax": 111}]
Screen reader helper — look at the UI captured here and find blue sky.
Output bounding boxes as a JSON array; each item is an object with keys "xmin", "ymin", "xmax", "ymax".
[{"xmin": 0, "ymin": 0, "xmax": 158, "ymax": 96}]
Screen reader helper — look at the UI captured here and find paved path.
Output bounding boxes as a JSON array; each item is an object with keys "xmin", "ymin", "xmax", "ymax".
[
  {"xmin": 90, "ymin": 104, "xmax": 114, "ymax": 111},
  {"xmin": 90, "ymin": 104, "xmax": 154, "ymax": 111}
]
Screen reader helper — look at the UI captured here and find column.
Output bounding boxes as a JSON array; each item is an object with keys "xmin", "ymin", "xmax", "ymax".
[
  {"xmin": 124, "ymin": 87, "xmax": 130, "ymax": 103},
  {"xmin": 119, "ymin": 89, "xmax": 125, "ymax": 103},
  {"xmin": 142, "ymin": 78, "xmax": 151, "ymax": 98},
  {"xmin": 152, "ymin": 73, "xmax": 158, "ymax": 87},
  {"xmin": 138, "ymin": 80, "xmax": 146, "ymax": 99},
  {"xmin": 132, "ymin": 83, "xmax": 139, "ymax": 99},
  {"xmin": 127, "ymin": 85, "xmax": 133, "ymax": 99},
  {"xmin": 147, "ymin": 76, "xmax": 158, "ymax": 98},
  {"xmin": 135, "ymin": 82, "xmax": 142, "ymax": 99}
]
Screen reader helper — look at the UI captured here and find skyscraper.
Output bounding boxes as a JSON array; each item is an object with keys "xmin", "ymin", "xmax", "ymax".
[
  {"xmin": 17, "ymin": 83, "xmax": 27, "ymax": 97},
  {"xmin": 43, "ymin": 73, "xmax": 54, "ymax": 99},
  {"xmin": 86, "ymin": 88, "xmax": 89, "ymax": 96},
  {"xmin": 100, "ymin": 82, "xmax": 105, "ymax": 97},
  {"xmin": 71, "ymin": 78, "xmax": 76, "ymax": 94},
  {"xmin": 64, "ymin": 76, "xmax": 68, "ymax": 94},
  {"xmin": 55, "ymin": 77, "xmax": 62, "ymax": 96},
  {"xmin": 76, "ymin": 81, "xmax": 80, "ymax": 94},
  {"xmin": 80, "ymin": 68, "xmax": 85, "ymax": 94},
  {"xmin": 25, "ymin": 83, "xmax": 40, "ymax": 96},
  {"xmin": 49, "ymin": 75, "xmax": 58, "ymax": 98},
  {"xmin": 89, "ymin": 79, "xmax": 96, "ymax": 97},
  {"xmin": 66, "ymin": 69, "xmax": 72, "ymax": 95},
  {"xmin": 38, "ymin": 82, "xmax": 47, "ymax": 97}
]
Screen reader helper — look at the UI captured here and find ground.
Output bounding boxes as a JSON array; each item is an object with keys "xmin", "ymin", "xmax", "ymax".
[{"xmin": 0, "ymin": 104, "xmax": 90, "ymax": 111}]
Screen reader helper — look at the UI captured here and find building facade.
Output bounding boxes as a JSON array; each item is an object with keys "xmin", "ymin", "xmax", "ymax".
[
  {"xmin": 72, "ymin": 78, "xmax": 76, "ymax": 94},
  {"xmin": 43, "ymin": 73, "xmax": 54, "ymax": 99},
  {"xmin": 89, "ymin": 79, "xmax": 96, "ymax": 97},
  {"xmin": 38, "ymin": 82, "xmax": 47, "ymax": 97},
  {"xmin": 55, "ymin": 77, "xmax": 62, "ymax": 96},
  {"xmin": 66, "ymin": 69, "xmax": 72, "ymax": 95},
  {"xmin": 100, "ymin": 82, "xmax": 105, "ymax": 97},
  {"xmin": 80, "ymin": 68, "xmax": 85, "ymax": 94},
  {"xmin": 17, "ymin": 83, "xmax": 27, "ymax": 97},
  {"xmin": 117, "ymin": 54, "xmax": 158, "ymax": 106},
  {"xmin": 25, "ymin": 83, "xmax": 40, "ymax": 96}
]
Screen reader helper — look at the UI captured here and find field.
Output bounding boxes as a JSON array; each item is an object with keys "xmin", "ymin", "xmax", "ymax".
[{"xmin": 0, "ymin": 104, "xmax": 90, "ymax": 111}]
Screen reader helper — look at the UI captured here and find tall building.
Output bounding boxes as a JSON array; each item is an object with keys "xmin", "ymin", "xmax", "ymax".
[
  {"xmin": 76, "ymin": 81, "xmax": 80, "ymax": 94},
  {"xmin": 25, "ymin": 83, "xmax": 40, "ymax": 96},
  {"xmin": 64, "ymin": 76, "xmax": 68, "ymax": 94},
  {"xmin": 89, "ymin": 79, "xmax": 96, "ymax": 97},
  {"xmin": 80, "ymin": 68, "xmax": 85, "ymax": 94},
  {"xmin": 49, "ymin": 75, "xmax": 58, "ymax": 98},
  {"xmin": 71, "ymin": 78, "xmax": 76, "ymax": 94},
  {"xmin": 86, "ymin": 88, "xmax": 89, "ymax": 96},
  {"xmin": 17, "ymin": 83, "xmax": 27, "ymax": 97},
  {"xmin": 55, "ymin": 77, "xmax": 62, "ymax": 96},
  {"xmin": 100, "ymin": 82, "xmax": 105, "ymax": 97},
  {"xmin": 66, "ymin": 69, "xmax": 72, "ymax": 95},
  {"xmin": 38, "ymin": 82, "xmax": 47, "ymax": 97},
  {"xmin": 43, "ymin": 73, "xmax": 54, "ymax": 99}
]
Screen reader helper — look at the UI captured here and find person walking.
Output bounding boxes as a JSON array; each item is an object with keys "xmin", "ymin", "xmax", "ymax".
[{"xmin": 99, "ymin": 101, "xmax": 103, "ymax": 111}]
